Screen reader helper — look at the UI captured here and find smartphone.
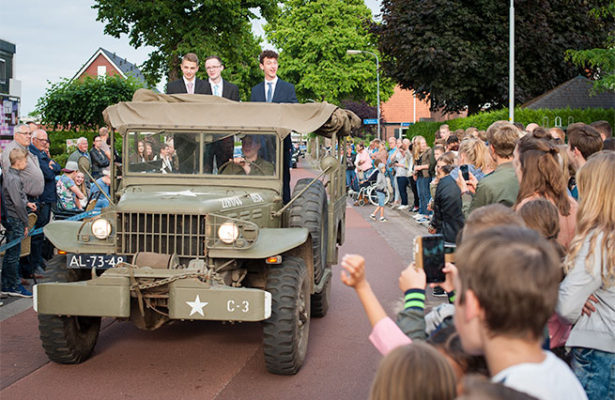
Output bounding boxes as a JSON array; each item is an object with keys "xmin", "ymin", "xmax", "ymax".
[
  {"xmin": 460, "ymin": 164, "xmax": 470, "ymax": 181},
  {"xmin": 414, "ymin": 234, "xmax": 445, "ymax": 283}
]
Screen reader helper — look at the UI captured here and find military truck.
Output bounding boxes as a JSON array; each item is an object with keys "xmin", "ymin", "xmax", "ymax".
[{"xmin": 34, "ymin": 89, "xmax": 359, "ymax": 375}]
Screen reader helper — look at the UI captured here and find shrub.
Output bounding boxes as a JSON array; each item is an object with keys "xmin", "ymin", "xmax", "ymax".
[{"xmin": 405, "ymin": 107, "xmax": 615, "ymax": 145}]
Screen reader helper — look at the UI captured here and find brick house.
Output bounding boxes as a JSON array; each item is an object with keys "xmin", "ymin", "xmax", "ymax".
[
  {"xmin": 381, "ymin": 85, "xmax": 466, "ymax": 140},
  {"xmin": 72, "ymin": 47, "xmax": 147, "ymax": 86}
]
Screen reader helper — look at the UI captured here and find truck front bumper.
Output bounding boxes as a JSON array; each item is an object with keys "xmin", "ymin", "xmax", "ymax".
[{"xmin": 34, "ymin": 277, "xmax": 271, "ymax": 322}]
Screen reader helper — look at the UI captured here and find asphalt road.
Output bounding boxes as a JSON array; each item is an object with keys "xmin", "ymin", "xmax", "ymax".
[{"xmin": 1, "ymin": 159, "xmax": 428, "ymax": 399}]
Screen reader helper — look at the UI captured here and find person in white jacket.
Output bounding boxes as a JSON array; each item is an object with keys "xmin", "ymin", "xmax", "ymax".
[{"xmin": 556, "ymin": 150, "xmax": 615, "ymax": 400}]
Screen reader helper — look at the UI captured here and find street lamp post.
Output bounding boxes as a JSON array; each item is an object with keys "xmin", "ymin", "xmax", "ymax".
[
  {"xmin": 347, "ymin": 49, "xmax": 381, "ymax": 140},
  {"xmin": 509, "ymin": 0, "xmax": 515, "ymax": 122}
]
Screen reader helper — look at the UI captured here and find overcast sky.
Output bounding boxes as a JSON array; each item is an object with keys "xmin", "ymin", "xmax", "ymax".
[{"xmin": 1, "ymin": 0, "xmax": 382, "ymax": 117}]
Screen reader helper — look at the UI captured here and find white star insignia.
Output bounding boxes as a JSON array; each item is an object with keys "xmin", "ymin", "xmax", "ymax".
[{"xmin": 186, "ymin": 295, "xmax": 208, "ymax": 316}]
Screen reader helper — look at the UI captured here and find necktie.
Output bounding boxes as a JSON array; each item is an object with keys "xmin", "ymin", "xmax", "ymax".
[
  {"xmin": 187, "ymin": 81, "xmax": 194, "ymax": 94},
  {"xmin": 214, "ymin": 85, "xmax": 220, "ymax": 97},
  {"xmin": 266, "ymin": 82, "xmax": 273, "ymax": 103}
]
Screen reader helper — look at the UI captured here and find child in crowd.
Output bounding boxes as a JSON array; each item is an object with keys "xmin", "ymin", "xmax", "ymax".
[
  {"xmin": 454, "ymin": 226, "xmax": 586, "ymax": 399},
  {"xmin": 340, "ymin": 253, "xmax": 488, "ymax": 383},
  {"xmin": 369, "ymin": 342, "xmax": 456, "ymax": 400},
  {"xmin": 56, "ymin": 160, "xmax": 86, "ymax": 211},
  {"xmin": 517, "ymin": 199, "xmax": 571, "ymax": 361},
  {"xmin": 517, "ymin": 199, "xmax": 565, "ymax": 260},
  {"xmin": 1, "ymin": 148, "xmax": 36, "ymax": 297},
  {"xmin": 556, "ymin": 151, "xmax": 615, "ymax": 400},
  {"xmin": 369, "ymin": 161, "xmax": 388, "ymax": 222}
]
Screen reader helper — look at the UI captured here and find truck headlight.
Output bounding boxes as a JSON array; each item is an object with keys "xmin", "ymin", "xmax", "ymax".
[
  {"xmin": 218, "ymin": 221, "xmax": 239, "ymax": 244},
  {"xmin": 91, "ymin": 218, "xmax": 112, "ymax": 239}
]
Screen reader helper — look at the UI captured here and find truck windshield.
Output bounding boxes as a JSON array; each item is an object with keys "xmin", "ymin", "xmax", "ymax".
[{"xmin": 125, "ymin": 131, "xmax": 278, "ymax": 177}]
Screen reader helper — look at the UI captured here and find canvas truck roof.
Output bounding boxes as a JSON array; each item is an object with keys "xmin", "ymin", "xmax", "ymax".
[{"xmin": 103, "ymin": 89, "xmax": 360, "ymax": 138}]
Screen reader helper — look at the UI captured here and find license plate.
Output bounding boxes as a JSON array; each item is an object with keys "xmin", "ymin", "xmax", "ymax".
[{"xmin": 66, "ymin": 254, "xmax": 126, "ymax": 269}]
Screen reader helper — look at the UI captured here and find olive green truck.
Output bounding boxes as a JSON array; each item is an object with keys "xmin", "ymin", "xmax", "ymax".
[{"xmin": 34, "ymin": 90, "xmax": 359, "ymax": 375}]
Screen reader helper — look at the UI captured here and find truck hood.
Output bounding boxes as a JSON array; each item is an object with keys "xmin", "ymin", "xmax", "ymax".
[{"xmin": 117, "ymin": 186, "xmax": 278, "ymax": 214}]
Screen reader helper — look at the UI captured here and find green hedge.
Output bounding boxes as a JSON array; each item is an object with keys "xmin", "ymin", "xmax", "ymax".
[
  {"xmin": 405, "ymin": 107, "xmax": 615, "ymax": 145},
  {"xmin": 48, "ymin": 130, "xmax": 121, "ymax": 168}
]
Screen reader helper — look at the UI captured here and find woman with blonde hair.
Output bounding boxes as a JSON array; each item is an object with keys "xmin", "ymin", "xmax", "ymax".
[
  {"xmin": 369, "ymin": 342, "xmax": 456, "ymax": 400},
  {"xmin": 556, "ymin": 151, "xmax": 615, "ymax": 400},
  {"xmin": 458, "ymin": 137, "xmax": 495, "ymax": 176},
  {"xmin": 73, "ymin": 171, "xmax": 89, "ymax": 209}
]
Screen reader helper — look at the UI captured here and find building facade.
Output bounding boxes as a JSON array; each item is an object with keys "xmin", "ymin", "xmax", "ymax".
[{"xmin": 0, "ymin": 39, "xmax": 20, "ymax": 143}]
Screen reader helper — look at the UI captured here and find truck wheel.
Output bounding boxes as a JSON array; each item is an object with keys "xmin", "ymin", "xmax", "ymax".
[
  {"xmin": 289, "ymin": 178, "xmax": 330, "ymax": 317},
  {"xmin": 38, "ymin": 255, "xmax": 101, "ymax": 364},
  {"xmin": 263, "ymin": 256, "xmax": 310, "ymax": 375}
]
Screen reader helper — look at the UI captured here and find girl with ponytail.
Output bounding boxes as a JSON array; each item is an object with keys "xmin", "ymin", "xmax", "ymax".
[{"xmin": 513, "ymin": 136, "xmax": 578, "ymax": 249}]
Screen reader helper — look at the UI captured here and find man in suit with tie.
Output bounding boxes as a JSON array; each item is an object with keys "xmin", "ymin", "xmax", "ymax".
[
  {"xmin": 250, "ymin": 50, "xmax": 298, "ymax": 204},
  {"xmin": 203, "ymin": 56, "xmax": 240, "ymax": 101},
  {"xmin": 166, "ymin": 53, "xmax": 208, "ymax": 95},
  {"xmin": 202, "ymin": 56, "xmax": 240, "ymax": 172}
]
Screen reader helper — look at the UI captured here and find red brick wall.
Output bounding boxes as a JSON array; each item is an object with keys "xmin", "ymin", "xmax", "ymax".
[
  {"xmin": 381, "ymin": 85, "xmax": 431, "ymax": 140},
  {"xmin": 381, "ymin": 85, "xmax": 431, "ymax": 124},
  {"xmin": 78, "ymin": 54, "xmax": 122, "ymax": 80}
]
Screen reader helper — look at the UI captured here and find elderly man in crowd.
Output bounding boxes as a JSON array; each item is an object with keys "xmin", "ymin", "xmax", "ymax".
[
  {"xmin": 1, "ymin": 124, "xmax": 44, "ymax": 200},
  {"xmin": 1, "ymin": 124, "xmax": 45, "ymax": 281},
  {"xmin": 27, "ymin": 129, "xmax": 61, "ymax": 274},
  {"xmin": 67, "ymin": 137, "xmax": 92, "ymax": 176}
]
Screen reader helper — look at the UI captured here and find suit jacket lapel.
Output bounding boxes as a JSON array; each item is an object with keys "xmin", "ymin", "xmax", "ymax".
[
  {"xmin": 221, "ymin": 81, "xmax": 228, "ymax": 98},
  {"xmin": 197, "ymin": 79, "xmax": 210, "ymax": 95}
]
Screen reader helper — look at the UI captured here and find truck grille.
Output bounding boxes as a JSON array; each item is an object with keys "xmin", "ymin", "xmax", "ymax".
[{"xmin": 116, "ymin": 212, "xmax": 206, "ymax": 257}]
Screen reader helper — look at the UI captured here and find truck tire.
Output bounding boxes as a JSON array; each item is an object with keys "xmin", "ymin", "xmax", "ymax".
[
  {"xmin": 38, "ymin": 255, "xmax": 101, "ymax": 364},
  {"xmin": 263, "ymin": 256, "xmax": 310, "ymax": 375},
  {"xmin": 289, "ymin": 178, "xmax": 331, "ymax": 317}
]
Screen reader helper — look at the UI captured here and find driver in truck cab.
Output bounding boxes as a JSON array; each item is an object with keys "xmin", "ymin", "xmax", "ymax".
[{"xmin": 222, "ymin": 135, "xmax": 274, "ymax": 176}]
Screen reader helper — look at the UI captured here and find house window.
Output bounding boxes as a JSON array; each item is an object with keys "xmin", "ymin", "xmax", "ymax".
[{"xmin": 97, "ymin": 65, "xmax": 107, "ymax": 77}]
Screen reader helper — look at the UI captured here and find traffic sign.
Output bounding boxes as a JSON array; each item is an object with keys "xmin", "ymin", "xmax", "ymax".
[
  {"xmin": 400, "ymin": 122, "xmax": 411, "ymax": 127},
  {"xmin": 363, "ymin": 118, "xmax": 378, "ymax": 125}
]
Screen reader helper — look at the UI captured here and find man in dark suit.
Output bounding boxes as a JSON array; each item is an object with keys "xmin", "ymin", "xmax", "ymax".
[
  {"xmin": 250, "ymin": 50, "xmax": 298, "ymax": 204},
  {"xmin": 202, "ymin": 55, "xmax": 240, "ymax": 172},
  {"xmin": 166, "ymin": 53, "xmax": 208, "ymax": 94},
  {"xmin": 203, "ymin": 56, "xmax": 240, "ymax": 100}
]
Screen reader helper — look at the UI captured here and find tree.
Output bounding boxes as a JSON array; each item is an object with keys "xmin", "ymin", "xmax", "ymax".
[
  {"xmin": 34, "ymin": 75, "xmax": 144, "ymax": 129},
  {"xmin": 372, "ymin": 0, "xmax": 614, "ymax": 115},
  {"xmin": 93, "ymin": 0, "xmax": 278, "ymax": 99},
  {"xmin": 264, "ymin": 0, "xmax": 394, "ymax": 106},
  {"xmin": 341, "ymin": 100, "xmax": 377, "ymax": 136},
  {"xmin": 566, "ymin": 3, "xmax": 615, "ymax": 93}
]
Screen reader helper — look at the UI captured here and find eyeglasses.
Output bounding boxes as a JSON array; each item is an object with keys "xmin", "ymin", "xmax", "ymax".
[
  {"xmin": 34, "ymin": 137, "xmax": 50, "ymax": 143},
  {"xmin": 206, "ymin": 65, "xmax": 222, "ymax": 70}
]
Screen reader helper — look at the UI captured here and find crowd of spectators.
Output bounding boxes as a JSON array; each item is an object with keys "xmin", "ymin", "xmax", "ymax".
[
  {"xmin": 1, "ymin": 125, "xmax": 115, "ymax": 299},
  {"xmin": 343, "ymin": 119, "xmax": 614, "ymax": 400}
]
